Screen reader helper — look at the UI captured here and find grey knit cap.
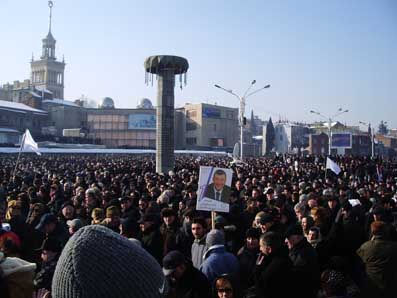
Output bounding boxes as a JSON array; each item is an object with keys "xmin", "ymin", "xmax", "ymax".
[
  {"xmin": 52, "ymin": 225, "xmax": 167, "ymax": 298},
  {"xmin": 205, "ymin": 229, "xmax": 225, "ymax": 247}
]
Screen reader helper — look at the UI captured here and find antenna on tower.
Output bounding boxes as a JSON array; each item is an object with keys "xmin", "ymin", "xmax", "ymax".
[{"xmin": 48, "ymin": 1, "xmax": 54, "ymax": 33}]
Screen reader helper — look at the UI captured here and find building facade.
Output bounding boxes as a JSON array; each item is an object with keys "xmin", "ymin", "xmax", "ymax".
[{"xmin": 178, "ymin": 103, "xmax": 239, "ymax": 150}]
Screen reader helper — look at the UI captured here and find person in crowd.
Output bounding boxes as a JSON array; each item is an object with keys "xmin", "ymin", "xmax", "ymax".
[
  {"xmin": 191, "ymin": 217, "xmax": 208, "ymax": 269},
  {"xmin": 254, "ymin": 232, "xmax": 294, "ymax": 298},
  {"xmin": 285, "ymin": 224, "xmax": 320, "ymax": 298},
  {"xmin": 160, "ymin": 208, "xmax": 182, "ymax": 256},
  {"xmin": 100, "ymin": 205, "xmax": 121, "ymax": 233},
  {"xmin": 119, "ymin": 196, "xmax": 140, "ymax": 222},
  {"xmin": 163, "ymin": 250, "xmax": 211, "ymax": 298},
  {"xmin": 35, "ymin": 213, "xmax": 69, "ymax": 248},
  {"xmin": 213, "ymin": 275, "xmax": 241, "ymax": 298},
  {"xmin": 237, "ymin": 227, "xmax": 260, "ymax": 291},
  {"xmin": 139, "ymin": 213, "xmax": 163, "ymax": 264},
  {"xmin": 66, "ymin": 218, "xmax": 84, "ymax": 236},
  {"xmin": 26, "ymin": 203, "xmax": 46, "ymax": 228},
  {"xmin": 301, "ymin": 215, "xmax": 315, "ymax": 239},
  {"xmin": 0, "ymin": 251, "xmax": 37, "ymax": 298},
  {"xmin": 90, "ymin": 208, "xmax": 104, "ymax": 225},
  {"xmin": 357, "ymin": 221, "xmax": 397, "ymax": 298},
  {"xmin": 33, "ymin": 237, "xmax": 62, "ymax": 291},
  {"xmin": 200, "ymin": 229, "xmax": 239, "ymax": 284}
]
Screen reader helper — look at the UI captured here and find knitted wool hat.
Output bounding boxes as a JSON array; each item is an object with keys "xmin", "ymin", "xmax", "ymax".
[{"xmin": 51, "ymin": 225, "xmax": 167, "ymax": 298}]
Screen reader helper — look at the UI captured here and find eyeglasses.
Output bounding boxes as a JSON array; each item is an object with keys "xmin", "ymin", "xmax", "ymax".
[{"xmin": 217, "ymin": 288, "xmax": 232, "ymax": 293}]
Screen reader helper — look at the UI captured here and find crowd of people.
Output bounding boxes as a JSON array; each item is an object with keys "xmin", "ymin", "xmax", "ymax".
[{"xmin": 0, "ymin": 153, "xmax": 396, "ymax": 298}]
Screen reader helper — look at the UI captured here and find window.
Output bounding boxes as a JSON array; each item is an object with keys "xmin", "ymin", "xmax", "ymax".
[
  {"xmin": 186, "ymin": 122, "xmax": 197, "ymax": 131},
  {"xmin": 214, "ymin": 124, "xmax": 217, "ymax": 131},
  {"xmin": 186, "ymin": 137, "xmax": 197, "ymax": 145},
  {"xmin": 280, "ymin": 135, "xmax": 283, "ymax": 141}
]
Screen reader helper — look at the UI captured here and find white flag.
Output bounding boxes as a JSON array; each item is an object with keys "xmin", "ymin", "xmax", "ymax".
[
  {"xmin": 326, "ymin": 157, "xmax": 341, "ymax": 175},
  {"xmin": 21, "ymin": 129, "xmax": 41, "ymax": 155}
]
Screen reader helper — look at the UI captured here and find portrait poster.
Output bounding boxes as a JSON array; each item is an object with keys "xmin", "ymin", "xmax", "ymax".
[{"xmin": 197, "ymin": 166, "xmax": 233, "ymax": 212}]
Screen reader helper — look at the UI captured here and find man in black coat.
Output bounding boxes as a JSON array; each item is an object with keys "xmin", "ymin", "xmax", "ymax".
[
  {"xmin": 203, "ymin": 169, "xmax": 231, "ymax": 203},
  {"xmin": 163, "ymin": 250, "xmax": 211, "ymax": 298},
  {"xmin": 254, "ymin": 232, "xmax": 294, "ymax": 298},
  {"xmin": 285, "ymin": 224, "xmax": 320, "ymax": 298}
]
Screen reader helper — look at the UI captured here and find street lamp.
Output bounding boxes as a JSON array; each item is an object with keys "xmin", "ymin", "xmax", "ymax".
[
  {"xmin": 310, "ymin": 108, "xmax": 349, "ymax": 156},
  {"xmin": 359, "ymin": 121, "xmax": 375, "ymax": 158},
  {"xmin": 215, "ymin": 81, "xmax": 270, "ymax": 160}
]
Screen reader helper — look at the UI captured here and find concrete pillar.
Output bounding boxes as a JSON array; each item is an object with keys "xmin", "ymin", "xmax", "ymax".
[{"xmin": 156, "ymin": 69, "xmax": 175, "ymax": 174}]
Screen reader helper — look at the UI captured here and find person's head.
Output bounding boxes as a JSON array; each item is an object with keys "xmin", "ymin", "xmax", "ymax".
[
  {"xmin": 212, "ymin": 170, "xmax": 227, "ymax": 191},
  {"xmin": 285, "ymin": 224, "xmax": 304, "ymax": 250},
  {"xmin": 370, "ymin": 220, "xmax": 388, "ymax": 239},
  {"xmin": 294, "ymin": 202, "xmax": 307, "ymax": 221},
  {"xmin": 162, "ymin": 250, "xmax": 186, "ymax": 281},
  {"xmin": 327, "ymin": 196, "xmax": 339, "ymax": 210},
  {"xmin": 260, "ymin": 232, "xmax": 283, "ymax": 256},
  {"xmin": 321, "ymin": 270, "xmax": 347, "ymax": 297},
  {"xmin": 206, "ymin": 229, "xmax": 225, "ymax": 248},
  {"xmin": 138, "ymin": 198, "xmax": 148, "ymax": 211},
  {"xmin": 39, "ymin": 237, "xmax": 62, "ymax": 263},
  {"xmin": 161, "ymin": 208, "xmax": 176, "ymax": 226},
  {"xmin": 91, "ymin": 208, "xmax": 104, "ymax": 224},
  {"xmin": 61, "ymin": 203, "xmax": 75, "ymax": 220},
  {"xmin": 119, "ymin": 197, "xmax": 132, "ymax": 212},
  {"xmin": 301, "ymin": 216, "xmax": 314, "ymax": 233},
  {"xmin": 245, "ymin": 228, "xmax": 261, "ymax": 250},
  {"xmin": 308, "ymin": 227, "xmax": 321, "ymax": 242},
  {"xmin": 6, "ymin": 200, "xmax": 21, "ymax": 220},
  {"xmin": 310, "ymin": 206, "xmax": 328, "ymax": 225},
  {"xmin": 67, "ymin": 219, "xmax": 84, "ymax": 235},
  {"xmin": 259, "ymin": 215, "xmax": 274, "ymax": 233},
  {"xmin": 139, "ymin": 214, "xmax": 157, "ymax": 233},
  {"xmin": 105, "ymin": 206, "xmax": 120, "ymax": 225},
  {"xmin": 36, "ymin": 213, "xmax": 58, "ymax": 234},
  {"xmin": 215, "ymin": 276, "xmax": 234, "ymax": 298},
  {"xmin": 51, "ymin": 225, "xmax": 167, "ymax": 298},
  {"xmin": 191, "ymin": 217, "xmax": 207, "ymax": 239},
  {"xmin": 85, "ymin": 188, "xmax": 97, "ymax": 208}
]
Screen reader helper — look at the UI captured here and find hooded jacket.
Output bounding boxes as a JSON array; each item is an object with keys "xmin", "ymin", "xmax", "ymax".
[
  {"xmin": 200, "ymin": 245, "xmax": 239, "ymax": 285},
  {"xmin": 1, "ymin": 256, "xmax": 37, "ymax": 298}
]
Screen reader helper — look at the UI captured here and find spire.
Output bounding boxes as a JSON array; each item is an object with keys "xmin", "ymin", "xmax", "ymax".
[
  {"xmin": 48, "ymin": 1, "xmax": 53, "ymax": 34},
  {"xmin": 41, "ymin": 1, "xmax": 56, "ymax": 60}
]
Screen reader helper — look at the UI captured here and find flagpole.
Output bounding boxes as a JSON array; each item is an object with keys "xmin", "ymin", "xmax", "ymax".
[{"xmin": 12, "ymin": 131, "xmax": 26, "ymax": 179}]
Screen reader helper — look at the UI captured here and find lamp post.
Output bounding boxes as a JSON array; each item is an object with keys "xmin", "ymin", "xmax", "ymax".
[
  {"xmin": 310, "ymin": 108, "xmax": 349, "ymax": 156},
  {"xmin": 359, "ymin": 121, "xmax": 375, "ymax": 158},
  {"xmin": 215, "ymin": 81, "xmax": 270, "ymax": 160}
]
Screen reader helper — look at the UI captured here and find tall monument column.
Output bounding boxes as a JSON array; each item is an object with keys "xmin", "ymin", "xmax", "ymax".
[{"xmin": 144, "ymin": 55, "xmax": 189, "ymax": 174}]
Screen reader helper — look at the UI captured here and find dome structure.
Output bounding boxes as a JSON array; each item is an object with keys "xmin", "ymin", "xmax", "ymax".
[
  {"xmin": 137, "ymin": 98, "xmax": 154, "ymax": 109},
  {"xmin": 99, "ymin": 97, "xmax": 115, "ymax": 109}
]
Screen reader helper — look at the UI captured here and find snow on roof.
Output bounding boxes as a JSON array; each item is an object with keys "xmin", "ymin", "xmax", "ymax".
[
  {"xmin": 0, "ymin": 128, "xmax": 20, "ymax": 133},
  {"xmin": 35, "ymin": 86, "xmax": 53, "ymax": 94},
  {"xmin": 29, "ymin": 91, "xmax": 42, "ymax": 98},
  {"xmin": 0, "ymin": 100, "xmax": 47, "ymax": 114},
  {"xmin": 42, "ymin": 99, "xmax": 80, "ymax": 108}
]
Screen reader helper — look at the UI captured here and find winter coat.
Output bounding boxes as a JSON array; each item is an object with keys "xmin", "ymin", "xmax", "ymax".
[
  {"xmin": 160, "ymin": 222, "xmax": 183, "ymax": 256},
  {"xmin": 237, "ymin": 245, "xmax": 258, "ymax": 290},
  {"xmin": 200, "ymin": 245, "xmax": 239, "ymax": 285},
  {"xmin": 289, "ymin": 238, "xmax": 320, "ymax": 298},
  {"xmin": 357, "ymin": 237, "xmax": 397, "ymax": 298},
  {"xmin": 254, "ymin": 248, "xmax": 295, "ymax": 298},
  {"xmin": 140, "ymin": 226, "xmax": 164, "ymax": 264},
  {"xmin": 191, "ymin": 234, "xmax": 207, "ymax": 269},
  {"xmin": 167, "ymin": 262, "xmax": 211, "ymax": 298},
  {"xmin": 33, "ymin": 255, "xmax": 59, "ymax": 291},
  {"xmin": 1, "ymin": 257, "xmax": 36, "ymax": 298}
]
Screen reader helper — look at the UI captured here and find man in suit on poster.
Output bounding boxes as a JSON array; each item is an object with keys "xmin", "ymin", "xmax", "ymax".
[{"xmin": 203, "ymin": 169, "xmax": 231, "ymax": 204}]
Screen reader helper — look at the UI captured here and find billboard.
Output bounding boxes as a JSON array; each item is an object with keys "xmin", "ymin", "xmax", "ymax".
[
  {"xmin": 128, "ymin": 114, "xmax": 156, "ymax": 130},
  {"xmin": 203, "ymin": 107, "xmax": 221, "ymax": 118},
  {"xmin": 331, "ymin": 132, "xmax": 352, "ymax": 148}
]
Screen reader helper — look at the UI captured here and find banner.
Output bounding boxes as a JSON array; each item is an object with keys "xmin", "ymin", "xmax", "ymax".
[{"xmin": 197, "ymin": 166, "xmax": 233, "ymax": 212}]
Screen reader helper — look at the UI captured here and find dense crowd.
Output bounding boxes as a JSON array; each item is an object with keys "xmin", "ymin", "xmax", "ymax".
[{"xmin": 0, "ymin": 154, "xmax": 396, "ymax": 298}]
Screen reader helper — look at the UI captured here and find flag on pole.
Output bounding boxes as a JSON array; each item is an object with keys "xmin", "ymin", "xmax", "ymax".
[
  {"xmin": 21, "ymin": 129, "xmax": 41, "ymax": 155},
  {"xmin": 326, "ymin": 157, "xmax": 341, "ymax": 175}
]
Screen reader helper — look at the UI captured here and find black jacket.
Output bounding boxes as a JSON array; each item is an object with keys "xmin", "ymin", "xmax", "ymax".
[
  {"xmin": 254, "ymin": 248, "xmax": 294, "ymax": 298},
  {"xmin": 140, "ymin": 225, "xmax": 164, "ymax": 264},
  {"xmin": 167, "ymin": 262, "xmax": 211, "ymax": 298}
]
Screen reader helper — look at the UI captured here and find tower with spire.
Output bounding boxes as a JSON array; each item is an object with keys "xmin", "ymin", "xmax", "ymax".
[{"xmin": 30, "ymin": 1, "xmax": 65, "ymax": 99}]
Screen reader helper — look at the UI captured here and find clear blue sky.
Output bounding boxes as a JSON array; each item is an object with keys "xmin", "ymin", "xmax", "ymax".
[{"xmin": 1, "ymin": 0, "xmax": 396, "ymax": 129}]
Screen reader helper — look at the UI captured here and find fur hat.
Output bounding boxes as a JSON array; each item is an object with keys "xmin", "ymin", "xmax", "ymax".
[{"xmin": 51, "ymin": 225, "xmax": 167, "ymax": 298}]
